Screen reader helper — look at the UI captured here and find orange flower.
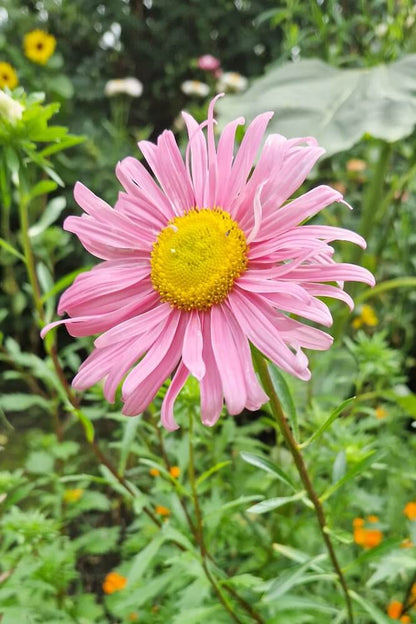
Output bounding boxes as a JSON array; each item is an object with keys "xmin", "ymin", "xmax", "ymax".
[
  {"xmin": 169, "ymin": 466, "xmax": 180, "ymax": 478},
  {"xmin": 102, "ymin": 571, "xmax": 127, "ymax": 594},
  {"xmin": 346, "ymin": 158, "xmax": 367, "ymax": 173},
  {"xmin": 387, "ymin": 601, "xmax": 404, "ymax": 619},
  {"xmin": 353, "ymin": 527, "xmax": 366, "ymax": 545},
  {"xmin": 63, "ymin": 488, "xmax": 84, "ymax": 503},
  {"xmin": 128, "ymin": 613, "xmax": 139, "ymax": 622},
  {"xmin": 367, "ymin": 515, "xmax": 379, "ymax": 523},
  {"xmin": 362, "ymin": 529, "xmax": 382, "ymax": 549},
  {"xmin": 411, "ymin": 582, "xmax": 416, "ymax": 597},
  {"xmin": 400, "ymin": 539, "xmax": 414, "ymax": 549},
  {"xmin": 400, "ymin": 616, "xmax": 410, "ymax": 623},
  {"xmin": 404, "ymin": 501, "xmax": 416, "ymax": 521},
  {"xmin": 155, "ymin": 505, "xmax": 170, "ymax": 517},
  {"xmin": 149, "ymin": 468, "xmax": 160, "ymax": 477},
  {"xmin": 353, "ymin": 517, "xmax": 365, "ymax": 528}
]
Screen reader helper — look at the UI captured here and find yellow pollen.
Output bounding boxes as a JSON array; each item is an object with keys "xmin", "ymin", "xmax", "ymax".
[{"xmin": 150, "ymin": 208, "xmax": 248, "ymax": 311}]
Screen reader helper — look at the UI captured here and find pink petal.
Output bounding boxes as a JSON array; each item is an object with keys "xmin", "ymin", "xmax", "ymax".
[
  {"xmin": 215, "ymin": 115, "xmax": 245, "ymax": 207},
  {"xmin": 160, "ymin": 362, "xmax": 189, "ymax": 431},
  {"xmin": 182, "ymin": 312, "xmax": 205, "ymax": 380},
  {"xmin": 183, "ymin": 111, "xmax": 208, "ymax": 207},
  {"xmin": 199, "ymin": 313, "xmax": 224, "ymax": 426},
  {"xmin": 210, "ymin": 305, "xmax": 247, "ymax": 415}
]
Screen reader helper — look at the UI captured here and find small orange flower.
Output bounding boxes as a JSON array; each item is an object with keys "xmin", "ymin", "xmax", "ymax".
[
  {"xmin": 149, "ymin": 468, "xmax": 160, "ymax": 477},
  {"xmin": 155, "ymin": 505, "xmax": 170, "ymax": 517},
  {"xmin": 404, "ymin": 501, "xmax": 416, "ymax": 521},
  {"xmin": 367, "ymin": 515, "xmax": 379, "ymax": 523},
  {"xmin": 169, "ymin": 466, "xmax": 180, "ymax": 478},
  {"xmin": 400, "ymin": 616, "xmax": 410, "ymax": 623},
  {"xmin": 353, "ymin": 527, "xmax": 366, "ymax": 546},
  {"xmin": 346, "ymin": 158, "xmax": 367, "ymax": 173},
  {"xmin": 102, "ymin": 571, "xmax": 127, "ymax": 594},
  {"xmin": 63, "ymin": 488, "xmax": 84, "ymax": 503},
  {"xmin": 387, "ymin": 601, "xmax": 404, "ymax": 619},
  {"xmin": 128, "ymin": 613, "xmax": 139, "ymax": 622},
  {"xmin": 353, "ymin": 517, "xmax": 365, "ymax": 528},
  {"xmin": 400, "ymin": 539, "xmax": 414, "ymax": 549},
  {"xmin": 411, "ymin": 582, "xmax": 416, "ymax": 597},
  {"xmin": 375, "ymin": 406, "xmax": 387, "ymax": 419},
  {"xmin": 362, "ymin": 529, "xmax": 383, "ymax": 549}
]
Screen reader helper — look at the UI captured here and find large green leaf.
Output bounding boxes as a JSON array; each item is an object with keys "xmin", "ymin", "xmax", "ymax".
[{"xmin": 217, "ymin": 56, "xmax": 416, "ymax": 156}]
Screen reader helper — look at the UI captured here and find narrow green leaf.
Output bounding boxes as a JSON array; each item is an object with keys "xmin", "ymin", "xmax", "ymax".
[
  {"xmin": 128, "ymin": 535, "xmax": 165, "ymax": 584},
  {"xmin": 268, "ymin": 363, "xmax": 298, "ymax": 439},
  {"xmin": 118, "ymin": 418, "xmax": 139, "ymax": 476},
  {"xmin": 247, "ymin": 491, "xmax": 306, "ymax": 514},
  {"xmin": 196, "ymin": 460, "xmax": 232, "ymax": 486},
  {"xmin": 29, "ymin": 197, "xmax": 66, "ymax": 237},
  {"xmin": 320, "ymin": 451, "xmax": 382, "ymax": 501},
  {"xmin": 28, "ymin": 179, "xmax": 58, "ymax": 201},
  {"xmin": 38, "ymin": 134, "xmax": 85, "ymax": 158},
  {"xmin": 355, "ymin": 277, "xmax": 416, "ymax": 303},
  {"xmin": 40, "ymin": 266, "xmax": 92, "ymax": 303},
  {"xmin": 263, "ymin": 555, "xmax": 327, "ymax": 601},
  {"xmin": 0, "ymin": 237, "xmax": 26, "ymax": 262},
  {"xmin": 272, "ymin": 543, "xmax": 327, "ymax": 572},
  {"xmin": 299, "ymin": 397, "xmax": 356, "ymax": 448},
  {"xmin": 240, "ymin": 451, "xmax": 296, "ymax": 489},
  {"xmin": 349, "ymin": 591, "xmax": 392, "ymax": 624},
  {"xmin": 71, "ymin": 407, "xmax": 95, "ymax": 442}
]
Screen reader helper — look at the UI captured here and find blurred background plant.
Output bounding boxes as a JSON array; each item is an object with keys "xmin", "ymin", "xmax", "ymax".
[{"xmin": 1, "ymin": 1, "xmax": 416, "ymax": 623}]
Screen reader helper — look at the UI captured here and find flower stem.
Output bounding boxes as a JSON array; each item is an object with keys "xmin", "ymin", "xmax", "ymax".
[
  {"xmin": 188, "ymin": 412, "xmax": 246, "ymax": 624},
  {"xmin": 254, "ymin": 352, "xmax": 354, "ymax": 624}
]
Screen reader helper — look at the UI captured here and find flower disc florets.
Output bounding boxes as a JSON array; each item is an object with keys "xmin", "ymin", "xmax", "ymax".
[{"xmin": 150, "ymin": 208, "xmax": 248, "ymax": 311}]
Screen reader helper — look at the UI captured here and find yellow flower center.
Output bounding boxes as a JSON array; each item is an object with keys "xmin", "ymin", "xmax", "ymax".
[{"xmin": 150, "ymin": 208, "xmax": 248, "ymax": 311}]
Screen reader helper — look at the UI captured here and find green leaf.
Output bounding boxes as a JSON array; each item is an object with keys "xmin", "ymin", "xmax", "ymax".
[
  {"xmin": 240, "ymin": 451, "xmax": 296, "ymax": 489},
  {"xmin": 38, "ymin": 134, "xmax": 85, "ymax": 158},
  {"xmin": 272, "ymin": 543, "xmax": 327, "ymax": 572},
  {"xmin": 320, "ymin": 451, "xmax": 382, "ymax": 501},
  {"xmin": 247, "ymin": 491, "xmax": 306, "ymax": 514},
  {"xmin": 218, "ymin": 55, "xmax": 416, "ymax": 157},
  {"xmin": 299, "ymin": 397, "xmax": 356, "ymax": 448},
  {"xmin": 205, "ymin": 495, "xmax": 263, "ymax": 517},
  {"xmin": 70, "ymin": 407, "xmax": 95, "ymax": 442},
  {"xmin": 262, "ymin": 555, "xmax": 327, "ymax": 601},
  {"xmin": 268, "ymin": 363, "xmax": 298, "ymax": 439},
  {"xmin": 349, "ymin": 591, "xmax": 392, "ymax": 624},
  {"xmin": 74, "ymin": 527, "xmax": 120, "ymax": 555},
  {"xmin": 0, "ymin": 237, "xmax": 26, "ymax": 263},
  {"xmin": 27, "ymin": 180, "xmax": 58, "ymax": 201},
  {"xmin": 118, "ymin": 418, "xmax": 139, "ymax": 476},
  {"xmin": 50, "ymin": 74, "xmax": 74, "ymax": 99},
  {"xmin": 0, "ymin": 393, "xmax": 51, "ymax": 412},
  {"xmin": 128, "ymin": 534, "xmax": 165, "ymax": 584},
  {"xmin": 196, "ymin": 460, "xmax": 232, "ymax": 486}
]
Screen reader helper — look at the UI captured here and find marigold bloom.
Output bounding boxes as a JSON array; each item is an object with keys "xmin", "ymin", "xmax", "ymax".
[
  {"xmin": 367, "ymin": 515, "xmax": 379, "ymax": 523},
  {"xmin": 155, "ymin": 505, "xmax": 170, "ymax": 516},
  {"xmin": 404, "ymin": 501, "xmax": 416, "ymax": 521},
  {"xmin": 128, "ymin": 613, "xmax": 139, "ymax": 622},
  {"xmin": 149, "ymin": 467, "xmax": 160, "ymax": 477},
  {"xmin": 412, "ymin": 582, "xmax": 416, "ymax": 596},
  {"xmin": 102, "ymin": 571, "xmax": 127, "ymax": 594},
  {"xmin": 169, "ymin": 466, "xmax": 180, "ymax": 478},
  {"xmin": 362, "ymin": 529, "xmax": 383, "ymax": 549},
  {"xmin": 400, "ymin": 538, "xmax": 414, "ymax": 549},
  {"xmin": 353, "ymin": 517, "xmax": 365, "ymax": 528},
  {"xmin": 0, "ymin": 63, "xmax": 18, "ymax": 89},
  {"xmin": 400, "ymin": 616, "xmax": 411, "ymax": 623},
  {"xmin": 23, "ymin": 30, "xmax": 56, "ymax": 65},
  {"xmin": 63, "ymin": 488, "xmax": 84, "ymax": 503},
  {"xmin": 387, "ymin": 601, "xmax": 410, "ymax": 621},
  {"xmin": 42, "ymin": 96, "xmax": 374, "ymax": 430}
]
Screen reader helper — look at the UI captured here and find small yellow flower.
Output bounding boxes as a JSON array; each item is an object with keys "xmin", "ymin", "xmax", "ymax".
[
  {"xmin": 352, "ymin": 304, "xmax": 378, "ymax": 330},
  {"xmin": 102, "ymin": 571, "xmax": 127, "ymax": 594},
  {"xmin": 400, "ymin": 538, "xmax": 414, "ymax": 549},
  {"xmin": 404, "ymin": 501, "xmax": 416, "ymax": 521},
  {"xmin": 128, "ymin": 613, "xmax": 139, "ymax": 622},
  {"xmin": 155, "ymin": 505, "xmax": 170, "ymax": 517},
  {"xmin": 169, "ymin": 466, "xmax": 180, "ymax": 478},
  {"xmin": 375, "ymin": 406, "xmax": 387, "ymax": 419},
  {"xmin": 0, "ymin": 62, "xmax": 18, "ymax": 89},
  {"xmin": 149, "ymin": 468, "xmax": 160, "ymax": 477},
  {"xmin": 63, "ymin": 488, "xmax": 84, "ymax": 503},
  {"xmin": 367, "ymin": 515, "xmax": 379, "ymax": 523},
  {"xmin": 23, "ymin": 30, "xmax": 56, "ymax": 65}
]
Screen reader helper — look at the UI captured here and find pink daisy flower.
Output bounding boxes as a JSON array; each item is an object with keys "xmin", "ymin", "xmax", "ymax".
[{"xmin": 42, "ymin": 95, "xmax": 374, "ymax": 430}]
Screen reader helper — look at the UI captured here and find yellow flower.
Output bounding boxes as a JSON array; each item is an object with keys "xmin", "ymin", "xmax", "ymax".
[
  {"xmin": 63, "ymin": 488, "xmax": 84, "ymax": 503},
  {"xmin": 0, "ymin": 62, "xmax": 18, "ymax": 89},
  {"xmin": 400, "ymin": 538, "xmax": 414, "ymax": 549},
  {"xmin": 375, "ymin": 406, "xmax": 387, "ymax": 419},
  {"xmin": 23, "ymin": 30, "xmax": 56, "ymax": 65},
  {"xmin": 128, "ymin": 613, "xmax": 139, "ymax": 622},
  {"xmin": 149, "ymin": 468, "xmax": 160, "ymax": 477},
  {"xmin": 352, "ymin": 304, "xmax": 378, "ymax": 329},
  {"xmin": 155, "ymin": 504, "xmax": 170, "ymax": 517},
  {"xmin": 367, "ymin": 515, "xmax": 379, "ymax": 523},
  {"xmin": 102, "ymin": 571, "xmax": 127, "ymax": 594},
  {"xmin": 404, "ymin": 501, "xmax": 416, "ymax": 521},
  {"xmin": 169, "ymin": 466, "xmax": 180, "ymax": 478}
]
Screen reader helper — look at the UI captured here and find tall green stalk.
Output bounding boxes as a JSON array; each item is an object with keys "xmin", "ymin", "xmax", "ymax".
[{"xmin": 254, "ymin": 352, "xmax": 354, "ymax": 624}]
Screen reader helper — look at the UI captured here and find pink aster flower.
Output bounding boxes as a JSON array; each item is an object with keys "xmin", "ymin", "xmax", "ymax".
[
  {"xmin": 42, "ymin": 95, "xmax": 374, "ymax": 430},
  {"xmin": 197, "ymin": 54, "xmax": 221, "ymax": 72}
]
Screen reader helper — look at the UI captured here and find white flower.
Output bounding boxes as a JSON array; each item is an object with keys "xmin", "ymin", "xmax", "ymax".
[
  {"xmin": 217, "ymin": 72, "xmax": 248, "ymax": 93},
  {"xmin": 0, "ymin": 90, "xmax": 24, "ymax": 123},
  {"xmin": 375, "ymin": 23, "xmax": 388, "ymax": 37},
  {"xmin": 181, "ymin": 80, "xmax": 210, "ymax": 98},
  {"xmin": 104, "ymin": 77, "xmax": 143, "ymax": 98}
]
